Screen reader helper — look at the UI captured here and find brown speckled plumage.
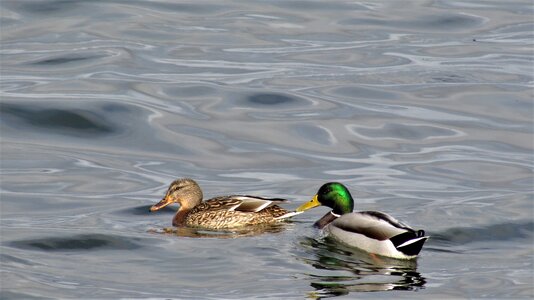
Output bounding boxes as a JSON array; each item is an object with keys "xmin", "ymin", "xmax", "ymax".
[{"xmin": 150, "ymin": 178, "xmax": 299, "ymax": 229}]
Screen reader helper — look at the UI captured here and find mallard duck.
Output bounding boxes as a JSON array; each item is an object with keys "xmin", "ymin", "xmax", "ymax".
[
  {"xmin": 297, "ymin": 182, "xmax": 428, "ymax": 259},
  {"xmin": 150, "ymin": 178, "xmax": 301, "ymax": 229}
]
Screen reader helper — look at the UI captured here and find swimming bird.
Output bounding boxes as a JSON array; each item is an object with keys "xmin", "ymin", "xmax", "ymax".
[
  {"xmin": 297, "ymin": 182, "xmax": 428, "ymax": 259},
  {"xmin": 150, "ymin": 178, "xmax": 300, "ymax": 229}
]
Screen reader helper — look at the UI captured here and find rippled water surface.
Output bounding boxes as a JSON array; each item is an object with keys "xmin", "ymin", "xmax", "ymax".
[{"xmin": 1, "ymin": 0, "xmax": 533, "ymax": 299}]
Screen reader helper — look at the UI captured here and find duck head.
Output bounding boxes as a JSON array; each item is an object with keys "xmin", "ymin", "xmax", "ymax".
[
  {"xmin": 297, "ymin": 182, "xmax": 354, "ymax": 228},
  {"xmin": 150, "ymin": 178, "xmax": 203, "ymax": 212}
]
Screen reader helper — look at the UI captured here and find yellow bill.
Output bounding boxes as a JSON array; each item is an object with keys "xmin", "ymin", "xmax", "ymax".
[{"xmin": 296, "ymin": 195, "xmax": 321, "ymax": 212}]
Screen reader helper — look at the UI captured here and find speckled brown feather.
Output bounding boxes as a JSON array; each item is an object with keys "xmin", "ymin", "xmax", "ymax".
[{"xmin": 185, "ymin": 197, "xmax": 292, "ymax": 229}]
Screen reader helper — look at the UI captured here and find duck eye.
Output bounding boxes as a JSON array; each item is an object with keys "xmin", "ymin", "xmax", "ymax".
[
  {"xmin": 169, "ymin": 186, "xmax": 181, "ymax": 194},
  {"xmin": 320, "ymin": 186, "xmax": 333, "ymax": 196}
]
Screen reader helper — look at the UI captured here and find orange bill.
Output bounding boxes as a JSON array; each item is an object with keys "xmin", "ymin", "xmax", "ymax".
[{"xmin": 150, "ymin": 196, "xmax": 173, "ymax": 212}]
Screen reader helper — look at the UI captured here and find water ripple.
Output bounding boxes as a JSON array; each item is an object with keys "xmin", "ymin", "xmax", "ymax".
[
  {"xmin": 1, "ymin": 0, "xmax": 532, "ymax": 298},
  {"xmin": 9, "ymin": 234, "xmax": 146, "ymax": 251},
  {"xmin": 430, "ymin": 221, "xmax": 534, "ymax": 247},
  {"xmin": 1, "ymin": 103, "xmax": 116, "ymax": 136}
]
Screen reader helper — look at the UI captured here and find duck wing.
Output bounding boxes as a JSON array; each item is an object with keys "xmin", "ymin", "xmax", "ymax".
[
  {"xmin": 358, "ymin": 211, "xmax": 415, "ymax": 231},
  {"xmin": 200, "ymin": 195, "xmax": 288, "ymax": 213},
  {"xmin": 230, "ymin": 195, "xmax": 288, "ymax": 212},
  {"xmin": 331, "ymin": 211, "xmax": 415, "ymax": 241}
]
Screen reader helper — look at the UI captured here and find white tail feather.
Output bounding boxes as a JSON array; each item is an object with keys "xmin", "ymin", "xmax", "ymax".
[{"xmin": 397, "ymin": 236, "xmax": 428, "ymax": 249}]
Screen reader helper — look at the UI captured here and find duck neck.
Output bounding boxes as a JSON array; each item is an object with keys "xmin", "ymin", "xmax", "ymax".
[
  {"xmin": 313, "ymin": 211, "xmax": 339, "ymax": 229},
  {"xmin": 172, "ymin": 207, "xmax": 191, "ymax": 227}
]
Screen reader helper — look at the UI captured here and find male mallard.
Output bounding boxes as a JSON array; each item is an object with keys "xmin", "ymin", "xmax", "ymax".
[
  {"xmin": 297, "ymin": 182, "xmax": 428, "ymax": 259},
  {"xmin": 150, "ymin": 178, "xmax": 300, "ymax": 229}
]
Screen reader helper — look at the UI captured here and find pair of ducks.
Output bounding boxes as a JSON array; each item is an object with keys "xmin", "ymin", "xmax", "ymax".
[{"xmin": 150, "ymin": 178, "xmax": 428, "ymax": 259}]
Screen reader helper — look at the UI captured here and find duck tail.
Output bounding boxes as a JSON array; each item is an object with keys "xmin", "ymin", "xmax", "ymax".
[
  {"xmin": 397, "ymin": 236, "xmax": 429, "ymax": 256},
  {"xmin": 390, "ymin": 230, "xmax": 429, "ymax": 256}
]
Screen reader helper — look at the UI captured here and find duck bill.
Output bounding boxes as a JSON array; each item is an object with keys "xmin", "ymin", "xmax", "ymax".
[
  {"xmin": 150, "ymin": 196, "xmax": 173, "ymax": 212},
  {"xmin": 296, "ymin": 195, "xmax": 321, "ymax": 212}
]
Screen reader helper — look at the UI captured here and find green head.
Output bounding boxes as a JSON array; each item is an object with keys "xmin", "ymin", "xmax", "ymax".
[{"xmin": 297, "ymin": 182, "xmax": 354, "ymax": 215}]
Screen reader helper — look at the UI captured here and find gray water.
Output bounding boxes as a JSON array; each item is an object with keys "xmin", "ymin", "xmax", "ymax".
[{"xmin": 1, "ymin": 0, "xmax": 533, "ymax": 299}]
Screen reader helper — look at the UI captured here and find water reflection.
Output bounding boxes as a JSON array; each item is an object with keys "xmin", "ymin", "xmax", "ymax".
[
  {"xmin": 148, "ymin": 223, "xmax": 289, "ymax": 238},
  {"xmin": 299, "ymin": 237, "xmax": 425, "ymax": 297}
]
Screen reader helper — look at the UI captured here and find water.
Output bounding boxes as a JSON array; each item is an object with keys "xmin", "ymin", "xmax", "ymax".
[{"xmin": 1, "ymin": 0, "xmax": 533, "ymax": 298}]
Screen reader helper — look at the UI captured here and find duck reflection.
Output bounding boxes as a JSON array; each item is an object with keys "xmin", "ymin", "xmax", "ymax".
[
  {"xmin": 148, "ymin": 223, "xmax": 288, "ymax": 238},
  {"xmin": 298, "ymin": 236, "xmax": 426, "ymax": 297}
]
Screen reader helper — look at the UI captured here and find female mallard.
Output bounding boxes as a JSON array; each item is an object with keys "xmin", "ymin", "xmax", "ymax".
[
  {"xmin": 297, "ymin": 182, "xmax": 428, "ymax": 259},
  {"xmin": 150, "ymin": 178, "xmax": 300, "ymax": 229}
]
